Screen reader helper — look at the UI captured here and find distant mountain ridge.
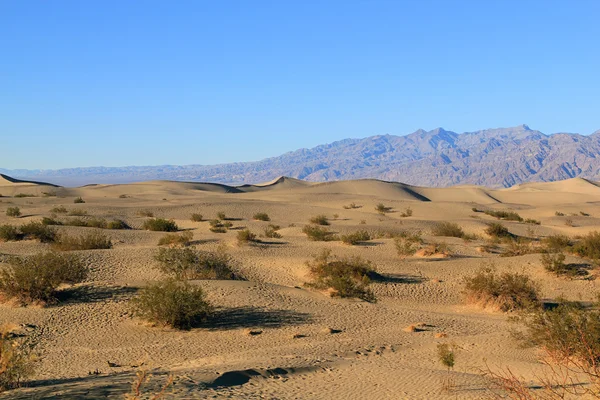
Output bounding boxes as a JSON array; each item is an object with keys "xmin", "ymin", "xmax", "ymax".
[{"xmin": 4, "ymin": 124, "xmax": 600, "ymax": 188}]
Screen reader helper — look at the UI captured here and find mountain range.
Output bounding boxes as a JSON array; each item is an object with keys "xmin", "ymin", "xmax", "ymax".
[{"xmin": 5, "ymin": 124, "xmax": 600, "ymax": 188}]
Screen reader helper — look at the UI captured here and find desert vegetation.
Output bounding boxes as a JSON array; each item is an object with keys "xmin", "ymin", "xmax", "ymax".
[
  {"xmin": 142, "ymin": 218, "xmax": 178, "ymax": 232},
  {"xmin": 5, "ymin": 207, "xmax": 20, "ymax": 218},
  {"xmin": 154, "ymin": 247, "xmax": 236, "ymax": 280},
  {"xmin": 253, "ymin": 212, "xmax": 270, "ymax": 221},
  {"xmin": 302, "ymin": 224, "xmax": 337, "ymax": 241},
  {"xmin": 53, "ymin": 231, "xmax": 112, "ymax": 251}
]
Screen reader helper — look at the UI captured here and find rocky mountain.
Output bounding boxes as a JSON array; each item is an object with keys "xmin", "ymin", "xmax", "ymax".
[{"xmin": 5, "ymin": 124, "xmax": 600, "ymax": 187}]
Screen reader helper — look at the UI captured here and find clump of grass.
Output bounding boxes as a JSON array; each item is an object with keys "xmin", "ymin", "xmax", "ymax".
[
  {"xmin": 343, "ymin": 202, "xmax": 361, "ymax": 209},
  {"xmin": 309, "ymin": 215, "xmax": 329, "ymax": 225},
  {"xmin": 68, "ymin": 209, "xmax": 88, "ymax": 216},
  {"xmin": 107, "ymin": 219, "xmax": 130, "ymax": 230},
  {"xmin": 142, "ymin": 218, "xmax": 178, "ymax": 232},
  {"xmin": 50, "ymin": 206, "xmax": 68, "ymax": 214},
  {"xmin": 432, "ymin": 222, "xmax": 465, "ymax": 238},
  {"xmin": 394, "ymin": 234, "xmax": 423, "ymax": 257},
  {"xmin": 484, "ymin": 222, "xmax": 512, "ymax": 238},
  {"xmin": 340, "ymin": 230, "xmax": 371, "ymax": 245},
  {"xmin": 6, "ymin": 207, "xmax": 21, "ymax": 218},
  {"xmin": 137, "ymin": 210, "xmax": 154, "ymax": 217},
  {"xmin": 20, "ymin": 222, "xmax": 57, "ymax": 243},
  {"xmin": 253, "ymin": 212, "xmax": 270, "ymax": 222},
  {"xmin": 302, "ymin": 225, "xmax": 337, "ymax": 241},
  {"xmin": 155, "ymin": 247, "xmax": 236, "ymax": 280},
  {"xmin": 0, "ymin": 252, "xmax": 87, "ymax": 304},
  {"xmin": 190, "ymin": 213, "xmax": 203, "ymax": 222},
  {"xmin": 306, "ymin": 249, "xmax": 376, "ymax": 302},
  {"xmin": 463, "ymin": 266, "xmax": 541, "ymax": 312},
  {"xmin": 0, "ymin": 325, "xmax": 36, "ymax": 390},
  {"xmin": 400, "ymin": 207, "xmax": 413, "ymax": 217},
  {"xmin": 132, "ymin": 279, "xmax": 213, "ymax": 330},
  {"xmin": 0, "ymin": 225, "xmax": 21, "ymax": 242},
  {"xmin": 483, "ymin": 210, "xmax": 523, "ymax": 222},
  {"xmin": 237, "ymin": 229, "xmax": 259, "ymax": 245},
  {"xmin": 263, "ymin": 224, "xmax": 282, "ymax": 238},
  {"xmin": 53, "ymin": 231, "xmax": 112, "ymax": 251},
  {"xmin": 157, "ymin": 231, "xmax": 193, "ymax": 247},
  {"xmin": 375, "ymin": 203, "xmax": 392, "ymax": 215},
  {"xmin": 73, "ymin": 197, "xmax": 85, "ymax": 204}
]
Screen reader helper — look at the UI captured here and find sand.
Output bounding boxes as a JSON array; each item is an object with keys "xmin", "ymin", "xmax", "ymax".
[{"xmin": 1, "ymin": 175, "xmax": 599, "ymax": 399}]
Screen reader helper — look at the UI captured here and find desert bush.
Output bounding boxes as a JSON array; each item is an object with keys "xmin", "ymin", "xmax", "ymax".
[
  {"xmin": 375, "ymin": 203, "xmax": 392, "ymax": 215},
  {"xmin": 19, "ymin": 222, "xmax": 56, "ymax": 243},
  {"xmin": 484, "ymin": 222, "xmax": 512, "ymax": 238},
  {"xmin": 565, "ymin": 218, "xmax": 574, "ymax": 227},
  {"xmin": 216, "ymin": 211, "xmax": 226, "ymax": 220},
  {"xmin": 302, "ymin": 225, "xmax": 337, "ymax": 241},
  {"xmin": 394, "ymin": 235, "xmax": 422, "ymax": 257},
  {"xmin": 542, "ymin": 234, "xmax": 572, "ymax": 252},
  {"xmin": 190, "ymin": 213, "xmax": 203, "ymax": 222},
  {"xmin": 463, "ymin": 267, "xmax": 541, "ymax": 312},
  {"xmin": 222, "ymin": 221, "xmax": 233, "ymax": 230},
  {"xmin": 73, "ymin": 197, "xmax": 85, "ymax": 204},
  {"xmin": 437, "ymin": 343, "xmax": 456, "ymax": 371},
  {"xmin": 155, "ymin": 247, "xmax": 236, "ymax": 280},
  {"xmin": 253, "ymin": 212, "xmax": 270, "ymax": 222},
  {"xmin": 13, "ymin": 194, "xmax": 34, "ymax": 198},
  {"xmin": 432, "ymin": 222, "xmax": 464, "ymax": 238},
  {"xmin": 340, "ymin": 230, "xmax": 371, "ymax": 245},
  {"xmin": 50, "ymin": 206, "xmax": 68, "ymax": 214},
  {"xmin": 53, "ymin": 231, "xmax": 112, "ymax": 251},
  {"xmin": 263, "ymin": 224, "xmax": 282, "ymax": 238},
  {"xmin": 208, "ymin": 219, "xmax": 226, "ymax": 233},
  {"xmin": 68, "ymin": 209, "xmax": 88, "ymax": 216},
  {"xmin": 541, "ymin": 252, "xmax": 585, "ymax": 277},
  {"xmin": 555, "ymin": 211, "xmax": 565, "ymax": 216},
  {"xmin": 237, "ymin": 229, "xmax": 258, "ymax": 245},
  {"xmin": 483, "ymin": 210, "xmax": 523, "ymax": 222},
  {"xmin": 573, "ymin": 231, "xmax": 600, "ymax": 261},
  {"xmin": 524, "ymin": 218, "xmax": 541, "ymax": 225},
  {"xmin": 306, "ymin": 249, "xmax": 376, "ymax": 302},
  {"xmin": 400, "ymin": 207, "xmax": 413, "ymax": 217},
  {"xmin": 343, "ymin": 203, "xmax": 361, "ymax": 209},
  {"xmin": 137, "ymin": 210, "xmax": 154, "ymax": 217},
  {"xmin": 118, "ymin": 194, "xmax": 128, "ymax": 198},
  {"xmin": 142, "ymin": 218, "xmax": 178, "ymax": 232},
  {"xmin": 580, "ymin": 211, "xmax": 591, "ymax": 217},
  {"xmin": 420, "ymin": 242, "xmax": 451, "ymax": 257},
  {"xmin": 501, "ymin": 238, "xmax": 535, "ymax": 257},
  {"xmin": 0, "ymin": 326, "xmax": 36, "ymax": 391},
  {"xmin": 107, "ymin": 219, "xmax": 130, "ymax": 230},
  {"xmin": 0, "ymin": 225, "xmax": 21, "ymax": 242},
  {"xmin": 85, "ymin": 217, "xmax": 108, "ymax": 229},
  {"xmin": 157, "ymin": 231, "xmax": 193, "ymax": 247},
  {"xmin": 64, "ymin": 217, "xmax": 89, "ymax": 227},
  {"xmin": 132, "ymin": 279, "xmax": 213, "ymax": 330},
  {"xmin": 0, "ymin": 252, "xmax": 87, "ymax": 304},
  {"xmin": 41, "ymin": 217, "xmax": 62, "ymax": 226},
  {"xmin": 472, "ymin": 207, "xmax": 482, "ymax": 213},
  {"xmin": 5, "ymin": 207, "xmax": 20, "ymax": 218},
  {"xmin": 309, "ymin": 215, "xmax": 329, "ymax": 225}
]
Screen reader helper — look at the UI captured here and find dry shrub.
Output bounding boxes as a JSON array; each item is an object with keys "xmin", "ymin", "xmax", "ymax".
[
  {"xmin": 50, "ymin": 206, "xmax": 68, "ymax": 214},
  {"xmin": 107, "ymin": 219, "xmax": 130, "ymax": 230},
  {"xmin": 263, "ymin": 224, "xmax": 282, "ymax": 238},
  {"xmin": 132, "ymin": 279, "xmax": 213, "ymax": 330},
  {"xmin": 340, "ymin": 230, "xmax": 371, "ymax": 245},
  {"xmin": 0, "ymin": 325, "xmax": 36, "ymax": 391},
  {"xmin": 302, "ymin": 225, "xmax": 337, "ymax": 241},
  {"xmin": 573, "ymin": 231, "xmax": 600, "ymax": 262},
  {"xmin": 73, "ymin": 197, "xmax": 85, "ymax": 204},
  {"xmin": 483, "ymin": 210, "xmax": 523, "ymax": 222},
  {"xmin": 0, "ymin": 225, "xmax": 21, "ymax": 242},
  {"xmin": 5, "ymin": 207, "xmax": 20, "ymax": 218},
  {"xmin": 154, "ymin": 247, "xmax": 237, "ymax": 280},
  {"xmin": 306, "ymin": 249, "xmax": 376, "ymax": 302},
  {"xmin": 137, "ymin": 210, "xmax": 154, "ymax": 217},
  {"xmin": 190, "ymin": 213, "xmax": 203, "ymax": 222},
  {"xmin": 19, "ymin": 222, "xmax": 56, "ymax": 243},
  {"xmin": 432, "ymin": 222, "xmax": 464, "ymax": 238},
  {"xmin": 343, "ymin": 202, "xmax": 361, "ymax": 209},
  {"xmin": 501, "ymin": 238, "xmax": 535, "ymax": 257},
  {"xmin": 53, "ymin": 231, "xmax": 112, "ymax": 251},
  {"xmin": 375, "ymin": 203, "xmax": 392, "ymax": 215},
  {"xmin": 309, "ymin": 215, "xmax": 330, "ymax": 225},
  {"xmin": 418, "ymin": 242, "xmax": 451, "ymax": 257},
  {"xmin": 484, "ymin": 222, "xmax": 512, "ymax": 238},
  {"xmin": 142, "ymin": 218, "xmax": 178, "ymax": 232},
  {"xmin": 394, "ymin": 234, "xmax": 423, "ymax": 257},
  {"xmin": 400, "ymin": 207, "xmax": 413, "ymax": 217},
  {"xmin": 157, "ymin": 231, "xmax": 193, "ymax": 247},
  {"xmin": 216, "ymin": 211, "xmax": 226, "ymax": 220},
  {"xmin": 237, "ymin": 229, "xmax": 258, "ymax": 245},
  {"xmin": 125, "ymin": 370, "xmax": 174, "ymax": 400},
  {"xmin": 463, "ymin": 266, "xmax": 541, "ymax": 312},
  {"xmin": 0, "ymin": 252, "xmax": 87, "ymax": 304},
  {"xmin": 253, "ymin": 212, "xmax": 270, "ymax": 221},
  {"xmin": 542, "ymin": 234, "xmax": 572, "ymax": 252},
  {"xmin": 68, "ymin": 209, "xmax": 88, "ymax": 216}
]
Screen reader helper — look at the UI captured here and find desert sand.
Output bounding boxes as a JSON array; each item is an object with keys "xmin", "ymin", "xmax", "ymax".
[{"xmin": 1, "ymin": 173, "xmax": 600, "ymax": 399}]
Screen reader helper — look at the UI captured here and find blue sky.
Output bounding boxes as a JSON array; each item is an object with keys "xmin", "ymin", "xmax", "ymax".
[{"xmin": 1, "ymin": 0, "xmax": 599, "ymax": 170}]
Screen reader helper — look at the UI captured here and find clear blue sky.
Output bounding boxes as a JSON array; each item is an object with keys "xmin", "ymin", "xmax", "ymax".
[{"xmin": 1, "ymin": 0, "xmax": 599, "ymax": 170}]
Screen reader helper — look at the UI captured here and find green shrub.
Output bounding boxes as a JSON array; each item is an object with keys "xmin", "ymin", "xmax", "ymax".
[
  {"xmin": 50, "ymin": 206, "xmax": 68, "ymax": 214},
  {"xmin": 573, "ymin": 231, "xmax": 600, "ymax": 261},
  {"xmin": 0, "ymin": 327, "xmax": 36, "ymax": 391},
  {"xmin": 437, "ymin": 343, "xmax": 456, "ymax": 371},
  {"xmin": 340, "ymin": 230, "xmax": 371, "ymax": 245},
  {"xmin": 64, "ymin": 217, "xmax": 88, "ymax": 227},
  {"xmin": 142, "ymin": 218, "xmax": 178, "ymax": 232},
  {"xmin": 107, "ymin": 219, "xmax": 130, "ymax": 230},
  {"xmin": 68, "ymin": 209, "xmax": 87, "ymax": 216},
  {"xmin": 302, "ymin": 225, "xmax": 337, "ymax": 241},
  {"xmin": 501, "ymin": 238, "xmax": 535, "ymax": 257},
  {"xmin": 222, "ymin": 221, "xmax": 233, "ymax": 230},
  {"xmin": 190, "ymin": 213, "xmax": 203, "ymax": 222},
  {"xmin": 484, "ymin": 222, "xmax": 511, "ymax": 238},
  {"xmin": 309, "ymin": 215, "xmax": 329, "ymax": 225},
  {"xmin": 432, "ymin": 222, "xmax": 464, "ymax": 238},
  {"xmin": 253, "ymin": 212, "xmax": 270, "ymax": 221},
  {"xmin": 463, "ymin": 267, "xmax": 541, "ymax": 311},
  {"xmin": 154, "ymin": 247, "xmax": 236, "ymax": 280},
  {"xmin": 73, "ymin": 197, "xmax": 85, "ymax": 204},
  {"xmin": 0, "ymin": 252, "xmax": 87, "ymax": 304},
  {"xmin": 41, "ymin": 217, "xmax": 62, "ymax": 226},
  {"xmin": 157, "ymin": 231, "xmax": 193, "ymax": 247},
  {"xmin": 306, "ymin": 250, "xmax": 376, "ymax": 302},
  {"xmin": 5, "ymin": 207, "xmax": 21, "ymax": 218},
  {"xmin": 483, "ymin": 210, "xmax": 523, "ymax": 222},
  {"xmin": 132, "ymin": 279, "xmax": 213, "ymax": 330},
  {"xmin": 20, "ymin": 222, "xmax": 56, "ymax": 243},
  {"xmin": 208, "ymin": 219, "xmax": 226, "ymax": 233},
  {"xmin": 542, "ymin": 234, "xmax": 572, "ymax": 252},
  {"xmin": 540, "ymin": 252, "xmax": 585, "ymax": 277},
  {"xmin": 394, "ymin": 235, "xmax": 422, "ymax": 257},
  {"xmin": 237, "ymin": 229, "xmax": 258, "ymax": 245},
  {"xmin": 0, "ymin": 225, "xmax": 21, "ymax": 242},
  {"xmin": 53, "ymin": 231, "xmax": 112, "ymax": 251},
  {"xmin": 263, "ymin": 224, "xmax": 282, "ymax": 238}
]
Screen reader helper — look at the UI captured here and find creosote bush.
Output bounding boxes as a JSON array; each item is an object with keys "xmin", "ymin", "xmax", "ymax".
[
  {"xmin": 306, "ymin": 249, "xmax": 376, "ymax": 302},
  {"xmin": 463, "ymin": 266, "xmax": 541, "ymax": 312},
  {"xmin": 432, "ymin": 222, "xmax": 465, "ymax": 238},
  {"xmin": 53, "ymin": 231, "xmax": 112, "ymax": 251},
  {"xmin": 20, "ymin": 222, "xmax": 57, "ymax": 243},
  {"xmin": 484, "ymin": 222, "xmax": 512, "ymax": 238},
  {"xmin": 73, "ymin": 197, "xmax": 85, "ymax": 204},
  {"xmin": 5, "ymin": 207, "xmax": 21, "ymax": 218},
  {"xmin": 157, "ymin": 231, "xmax": 193, "ymax": 247},
  {"xmin": 0, "ymin": 225, "xmax": 21, "ymax": 242},
  {"xmin": 394, "ymin": 233, "xmax": 423, "ymax": 257},
  {"xmin": 541, "ymin": 252, "xmax": 585, "ymax": 277},
  {"xmin": 309, "ymin": 215, "xmax": 329, "ymax": 226},
  {"xmin": 142, "ymin": 218, "xmax": 178, "ymax": 232},
  {"xmin": 483, "ymin": 210, "xmax": 523, "ymax": 222},
  {"xmin": 216, "ymin": 212, "xmax": 226, "ymax": 220},
  {"xmin": 0, "ymin": 252, "xmax": 87, "ymax": 304},
  {"xmin": 263, "ymin": 224, "xmax": 282, "ymax": 238},
  {"xmin": 340, "ymin": 230, "xmax": 371, "ymax": 245},
  {"xmin": 302, "ymin": 225, "xmax": 337, "ymax": 241},
  {"xmin": 375, "ymin": 203, "xmax": 392, "ymax": 215},
  {"xmin": 50, "ymin": 206, "xmax": 68, "ymax": 214},
  {"xmin": 190, "ymin": 213, "xmax": 203, "ymax": 222},
  {"xmin": 343, "ymin": 202, "xmax": 361, "ymax": 209},
  {"xmin": 209, "ymin": 219, "xmax": 226, "ymax": 233},
  {"xmin": 253, "ymin": 212, "xmax": 270, "ymax": 221},
  {"xmin": 542, "ymin": 234, "xmax": 572, "ymax": 252},
  {"xmin": 572, "ymin": 231, "xmax": 600, "ymax": 261},
  {"xmin": 237, "ymin": 229, "xmax": 258, "ymax": 245},
  {"xmin": 400, "ymin": 207, "xmax": 413, "ymax": 218},
  {"xmin": 107, "ymin": 219, "xmax": 130, "ymax": 230},
  {"xmin": 0, "ymin": 326, "xmax": 36, "ymax": 391},
  {"xmin": 437, "ymin": 343, "xmax": 456, "ymax": 371},
  {"xmin": 137, "ymin": 210, "xmax": 154, "ymax": 217},
  {"xmin": 154, "ymin": 247, "xmax": 236, "ymax": 280},
  {"xmin": 132, "ymin": 279, "xmax": 213, "ymax": 330},
  {"xmin": 68, "ymin": 209, "xmax": 88, "ymax": 216}
]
